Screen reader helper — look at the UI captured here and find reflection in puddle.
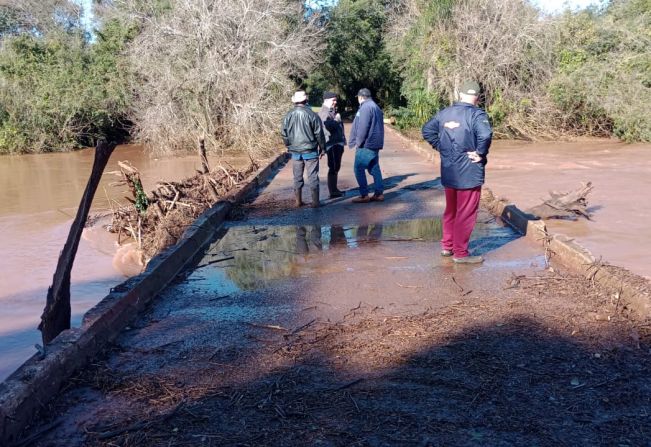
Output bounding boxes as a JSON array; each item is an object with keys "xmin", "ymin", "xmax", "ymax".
[{"xmin": 183, "ymin": 218, "xmax": 519, "ymax": 292}]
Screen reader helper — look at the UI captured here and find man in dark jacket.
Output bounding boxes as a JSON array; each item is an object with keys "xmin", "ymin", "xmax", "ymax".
[
  {"xmin": 281, "ymin": 90, "xmax": 327, "ymax": 208},
  {"xmin": 422, "ymin": 81, "xmax": 493, "ymax": 264},
  {"xmin": 348, "ymin": 88, "xmax": 385, "ymax": 203},
  {"xmin": 318, "ymin": 91, "xmax": 346, "ymax": 198}
]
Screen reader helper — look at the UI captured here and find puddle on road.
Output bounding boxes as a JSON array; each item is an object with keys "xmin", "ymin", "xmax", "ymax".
[{"xmin": 178, "ymin": 218, "xmax": 520, "ymax": 295}]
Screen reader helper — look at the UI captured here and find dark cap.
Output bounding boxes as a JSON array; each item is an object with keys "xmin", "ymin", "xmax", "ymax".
[
  {"xmin": 323, "ymin": 91, "xmax": 337, "ymax": 100},
  {"xmin": 459, "ymin": 81, "xmax": 481, "ymax": 96},
  {"xmin": 357, "ymin": 88, "xmax": 372, "ymax": 98}
]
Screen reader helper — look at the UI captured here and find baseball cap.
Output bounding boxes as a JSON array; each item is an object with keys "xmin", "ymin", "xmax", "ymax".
[{"xmin": 459, "ymin": 81, "xmax": 481, "ymax": 96}]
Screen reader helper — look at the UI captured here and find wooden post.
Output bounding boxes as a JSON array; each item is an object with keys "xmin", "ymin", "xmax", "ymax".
[
  {"xmin": 39, "ymin": 140, "xmax": 117, "ymax": 345},
  {"xmin": 198, "ymin": 137, "xmax": 220, "ymax": 202},
  {"xmin": 198, "ymin": 138, "xmax": 210, "ymax": 174}
]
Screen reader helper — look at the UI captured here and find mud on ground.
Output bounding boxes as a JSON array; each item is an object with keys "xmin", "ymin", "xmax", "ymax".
[{"xmin": 25, "ymin": 269, "xmax": 651, "ymax": 447}]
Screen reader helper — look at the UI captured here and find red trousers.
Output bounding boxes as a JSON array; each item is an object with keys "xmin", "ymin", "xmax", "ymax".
[{"xmin": 442, "ymin": 186, "xmax": 481, "ymax": 258}]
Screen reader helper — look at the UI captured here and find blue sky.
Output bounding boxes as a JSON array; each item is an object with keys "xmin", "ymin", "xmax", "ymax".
[{"xmin": 76, "ymin": 0, "xmax": 94, "ymax": 30}]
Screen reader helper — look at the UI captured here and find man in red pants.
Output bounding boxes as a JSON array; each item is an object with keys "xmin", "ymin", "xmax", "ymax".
[{"xmin": 422, "ymin": 81, "xmax": 493, "ymax": 263}]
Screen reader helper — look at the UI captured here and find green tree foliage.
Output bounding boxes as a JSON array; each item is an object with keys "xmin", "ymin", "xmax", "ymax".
[
  {"xmin": 549, "ymin": 0, "xmax": 651, "ymax": 141},
  {"xmin": 306, "ymin": 0, "xmax": 401, "ymax": 112},
  {"xmin": 384, "ymin": 0, "xmax": 453, "ymax": 128},
  {"xmin": 386, "ymin": 0, "xmax": 651, "ymax": 141},
  {"xmin": 387, "ymin": 0, "xmax": 557, "ymax": 135},
  {"xmin": 0, "ymin": 17, "xmax": 136, "ymax": 153}
]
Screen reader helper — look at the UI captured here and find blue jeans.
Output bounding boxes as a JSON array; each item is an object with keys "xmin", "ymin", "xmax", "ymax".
[{"xmin": 354, "ymin": 148, "xmax": 383, "ymax": 196}]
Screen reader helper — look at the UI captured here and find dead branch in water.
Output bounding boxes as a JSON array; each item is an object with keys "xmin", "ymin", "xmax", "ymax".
[
  {"xmin": 528, "ymin": 182, "xmax": 594, "ymax": 220},
  {"xmin": 40, "ymin": 140, "xmax": 116, "ymax": 344}
]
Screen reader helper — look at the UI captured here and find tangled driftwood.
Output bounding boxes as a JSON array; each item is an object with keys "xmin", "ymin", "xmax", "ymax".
[
  {"xmin": 108, "ymin": 157, "xmax": 258, "ymax": 261},
  {"xmin": 528, "ymin": 182, "xmax": 594, "ymax": 220}
]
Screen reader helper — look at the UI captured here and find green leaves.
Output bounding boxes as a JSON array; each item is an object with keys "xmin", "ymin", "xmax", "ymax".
[
  {"xmin": 0, "ymin": 19, "xmax": 135, "ymax": 153},
  {"xmin": 306, "ymin": 0, "xmax": 401, "ymax": 111},
  {"xmin": 550, "ymin": 0, "xmax": 651, "ymax": 142}
]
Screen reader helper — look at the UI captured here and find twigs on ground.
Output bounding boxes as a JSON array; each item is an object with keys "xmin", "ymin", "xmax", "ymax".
[
  {"xmin": 94, "ymin": 401, "xmax": 184, "ymax": 441},
  {"xmin": 244, "ymin": 322, "xmax": 288, "ymax": 332}
]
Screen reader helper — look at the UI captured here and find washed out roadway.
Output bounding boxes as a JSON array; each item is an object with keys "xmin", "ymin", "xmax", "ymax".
[{"xmin": 22, "ymin": 128, "xmax": 651, "ymax": 446}]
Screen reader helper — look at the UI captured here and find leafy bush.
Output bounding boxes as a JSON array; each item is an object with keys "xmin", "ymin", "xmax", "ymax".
[
  {"xmin": 549, "ymin": 1, "xmax": 651, "ymax": 142},
  {"xmin": 387, "ymin": 89, "xmax": 442, "ymax": 129},
  {"xmin": 386, "ymin": 0, "xmax": 651, "ymax": 142},
  {"xmin": 305, "ymin": 0, "xmax": 402, "ymax": 112},
  {"xmin": 0, "ymin": 19, "xmax": 135, "ymax": 153}
]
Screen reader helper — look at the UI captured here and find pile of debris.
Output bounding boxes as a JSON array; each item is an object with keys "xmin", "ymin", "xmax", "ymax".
[
  {"xmin": 108, "ymin": 158, "xmax": 258, "ymax": 262},
  {"xmin": 482, "ymin": 182, "xmax": 594, "ymax": 221}
]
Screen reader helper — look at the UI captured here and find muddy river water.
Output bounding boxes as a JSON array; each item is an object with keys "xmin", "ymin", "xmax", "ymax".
[
  {"xmin": 486, "ymin": 139, "xmax": 651, "ymax": 280},
  {"xmin": 0, "ymin": 145, "xmax": 246, "ymax": 381}
]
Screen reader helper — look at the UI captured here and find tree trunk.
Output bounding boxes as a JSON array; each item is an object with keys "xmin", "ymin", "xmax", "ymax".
[
  {"xmin": 39, "ymin": 140, "xmax": 117, "ymax": 345},
  {"xmin": 198, "ymin": 138, "xmax": 210, "ymax": 174}
]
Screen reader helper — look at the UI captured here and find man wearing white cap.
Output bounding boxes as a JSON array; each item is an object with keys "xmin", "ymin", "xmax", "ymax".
[{"xmin": 281, "ymin": 90, "xmax": 327, "ymax": 208}]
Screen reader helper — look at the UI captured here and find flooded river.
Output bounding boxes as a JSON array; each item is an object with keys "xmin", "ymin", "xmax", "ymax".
[
  {"xmin": 0, "ymin": 145, "xmax": 244, "ymax": 381},
  {"xmin": 486, "ymin": 139, "xmax": 651, "ymax": 280}
]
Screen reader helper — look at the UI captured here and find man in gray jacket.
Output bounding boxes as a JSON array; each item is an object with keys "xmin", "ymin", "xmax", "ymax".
[
  {"xmin": 281, "ymin": 90, "xmax": 327, "ymax": 208},
  {"xmin": 318, "ymin": 91, "xmax": 346, "ymax": 198}
]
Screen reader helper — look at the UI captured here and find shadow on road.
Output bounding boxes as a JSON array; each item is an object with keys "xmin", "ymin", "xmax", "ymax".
[{"xmin": 42, "ymin": 306, "xmax": 650, "ymax": 446}]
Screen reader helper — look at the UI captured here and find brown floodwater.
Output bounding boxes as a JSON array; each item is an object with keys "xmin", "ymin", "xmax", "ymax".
[
  {"xmin": 0, "ymin": 145, "xmax": 247, "ymax": 381},
  {"xmin": 486, "ymin": 139, "xmax": 651, "ymax": 280},
  {"xmin": 2, "ymin": 135, "xmax": 649, "ymax": 382}
]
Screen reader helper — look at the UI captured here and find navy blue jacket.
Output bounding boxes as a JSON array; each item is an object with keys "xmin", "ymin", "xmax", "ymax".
[
  {"xmin": 422, "ymin": 102, "xmax": 493, "ymax": 189},
  {"xmin": 348, "ymin": 99, "xmax": 384, "ymax": 150}
]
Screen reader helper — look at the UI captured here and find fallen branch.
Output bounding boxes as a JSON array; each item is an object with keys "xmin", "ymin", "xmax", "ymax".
[
  {"xmin": 244, "ymin": 322, "xmax": 288, "ymax": 332},
  {"xmin": 528, "ymin": 182, "xmax": 594, "ymax": 220}
]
